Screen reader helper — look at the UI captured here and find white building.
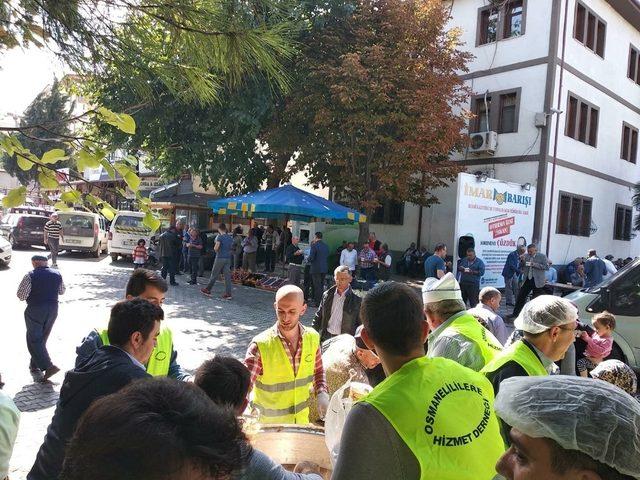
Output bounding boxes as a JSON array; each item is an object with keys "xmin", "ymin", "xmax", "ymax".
[{"xmin": 364, "ymin": 0, "xmax": 640, "ymax": 265}]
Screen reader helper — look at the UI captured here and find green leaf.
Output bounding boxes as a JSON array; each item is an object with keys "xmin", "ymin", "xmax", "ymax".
[
  {"xmin": 100, "ymin": 205, "xmax": 117, "ymax": 221},
  {"xmin": 114, "ymin": 162, "xmax": 141, "ymax": 192},
  {"xmin": 2, "ymin": 186, "xmax": 27, "ymax": 208},
  {"xmin": 143, "ymin": 211, "xmax": 161, "ymax": 232},
  {"xmin": 0, "ymin": 135, "xmax": 15, "ymax": 156},
  {"xmin": 100, "ymin": 158, "xmax": 116, "ymax": 179},
  {"xmin": 85, "ymin": 194, "xmax": 100, "ymax": 206},
  {"xmin": 54, "ymin": 201, "xmax": 73, "ymax": 211},
  {"xmin": 41, "ymin": 149, "xmax": 68, "ymax": 164},
  {"xmin": 76, "ymin": 150, "xmax": 102, "ymax": 172},
  {"xmin": 38, "ymin": 169, "xmax": 59, "ymax": 190},
  {"xmin": 61, "ymin": 189, "xmax": 82, "ymax": 203},
  {"xmin": 16, "ymin": 155, "xmax": 34, "ymax": 171},
  {"xmin": 124, "ymin": 155, "xmax": 138, "ymax": 167},
  {"xmin": 97, "ymin": 107, "xmax": 136, "ymax": 135}
]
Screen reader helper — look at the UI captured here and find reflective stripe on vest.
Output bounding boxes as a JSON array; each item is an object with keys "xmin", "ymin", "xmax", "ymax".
[
  {"xmin": 363, "ymin": 356, "xmax": 505, "ymax": 480},
  {"xmin": 446, "ymin": 313, "xmax": 503, "ymax": 366},
  {"xmin": 481, "ymin": 340, "xmax": 549, "ymax": 377},
  {"xmin": 253, "ymin": 327, "xmax": 320, "ymax": 424},
  {"xmin": 98, "ymin": 326, "xmax": 172, "ymax": 377}
]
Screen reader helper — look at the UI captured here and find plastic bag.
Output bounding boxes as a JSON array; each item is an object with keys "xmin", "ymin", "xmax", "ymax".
[{"xmin": 324, "ymin": 370, "xmax": 372, "ymax": 466}]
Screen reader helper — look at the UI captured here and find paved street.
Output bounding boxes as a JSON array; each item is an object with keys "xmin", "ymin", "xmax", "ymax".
[{"xmin": 0, "ymin": 247, "xmax": 309, "ymax": 479}]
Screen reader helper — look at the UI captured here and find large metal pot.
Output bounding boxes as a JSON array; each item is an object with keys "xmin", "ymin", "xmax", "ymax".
[{"xmin": 250, "ymin": 424, "xmax": 332, "ymax": 479}]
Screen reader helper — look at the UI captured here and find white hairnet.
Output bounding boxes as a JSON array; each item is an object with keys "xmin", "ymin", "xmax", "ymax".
[
  {"xmin": 513, "ymin": 295, "xmax": 577, "ymax": 334},
  {"xmin": 495, "ymin": 376, "xmax": 640, "ymax": 479}
]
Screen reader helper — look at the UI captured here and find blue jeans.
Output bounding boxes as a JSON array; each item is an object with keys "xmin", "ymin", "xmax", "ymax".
[
  {"xmin": 25, "ymin": 304, "xmax": 58, "ymax": 371},
  {"xmin": 361, "ymin": 267, "xmax": 376, "ymax": 290}
]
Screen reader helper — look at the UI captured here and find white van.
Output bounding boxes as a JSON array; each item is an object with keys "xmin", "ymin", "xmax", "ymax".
[
  {"xmin": 566, "ymin": 258, "xmax": 640, "ymax": 370},
  {"xmin": 108, "ymin": 211, "xmax": 151, "ymax": 261},
  {"xmin": 57, "ymin": 211, "xmax": 109, "ymax": 258}
]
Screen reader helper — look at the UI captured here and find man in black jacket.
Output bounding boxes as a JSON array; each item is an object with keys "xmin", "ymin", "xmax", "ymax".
[
  {"xmin": 158, "ymin": 226, "xmax": 180, "ymax": 286},
  {"xmin": 312, "ymin": 266, "xmax": 361, "ymax": 343},
  {"xmin": 28, "ymin": 299, "xmax": 163, "ymax": 480}
]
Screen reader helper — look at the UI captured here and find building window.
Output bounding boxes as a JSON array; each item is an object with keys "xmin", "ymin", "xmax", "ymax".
[
  {"xmin": 471, "ymin": 95, "xmax": 492, "ymax": 133},
  {"xmin": 371, "ymin": 199, "xmax": 404, "ymax": 225},
  {"xmin": 557, "ymin": 192, "xmax": 592, "ymax": 237},
  {"xmin": 573, "ymin": 2, "xmax": 606, "ymax": 58},
  {"xmin": 614, "ymin": 205, "xmax": 633, "ymax": 241},
  {"xmin": 477, "ymin": 1, "xmax": 525, "ymax": 46},
  {"xmin": 629, "ymin": 46, "xmax": 640, "ymax": 85},
  {"xmin": 504, "ymin": 1, "xmax": 524, "ymax": 39},
  {"xmin": 471, "ymin": 88, "xmax": 521, "ymax": 134},
  {"xmin": 499, "ymin": 93, "xmax": 517, "ymax": 133},
  {"xmin": 565, "ymin": 93, "xmax": 598, "ymax": 147},
  {"xmin": 621, "ymin": 123, "xmax": 638, "ymax": 163}
]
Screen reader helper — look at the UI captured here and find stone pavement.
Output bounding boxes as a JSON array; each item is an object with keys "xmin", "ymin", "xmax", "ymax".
[{"xmin": 1, "ymin": 248, "xmax": 309, "ymax": 479}]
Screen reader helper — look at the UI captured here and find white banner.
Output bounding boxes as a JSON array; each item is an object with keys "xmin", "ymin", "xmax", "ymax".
[{"xmin": 454, "ymin": 173, "xmax": 536, "ymax": 289}]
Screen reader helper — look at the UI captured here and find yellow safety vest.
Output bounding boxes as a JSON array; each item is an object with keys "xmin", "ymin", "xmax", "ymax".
[
  {"xmin": 363, "ymin": 356, "xmax": 504, "ymax": 480},
  {"xmin": 98, "ymin": 326, "xmax": 173, "ymax": 377},
  {"xmin": 481, "ymin": 340, "xmax": 549, "ymax": 377},
  {"xmin": 253, "ymin": 327, "xmax": 320, "ymax": 424},
  {"xmin": 446, "ymin": 313, "xmax": 503, "ymax": 366}
]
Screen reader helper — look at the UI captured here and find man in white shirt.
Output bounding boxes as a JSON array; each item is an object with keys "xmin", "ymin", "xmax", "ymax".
[
  {"xmin": 312, "ymin": 266, "xmax": 361, "ymax": 342},
  {"xmin": 339, "ymin": 242, "xmax": 358, "ymax": 276},
  {"xmin": 603, "ymin": 255, "xmax": 618, "ymax": 278}
]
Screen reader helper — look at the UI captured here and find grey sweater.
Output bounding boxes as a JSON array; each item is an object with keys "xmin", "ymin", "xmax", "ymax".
[
  {"xmin": 332, "ymin": 403, "xmax": 420, "ymax": 479},
  {"xmin": 239, "ymin": 449, "xmax": 323, "ymax": 480}
]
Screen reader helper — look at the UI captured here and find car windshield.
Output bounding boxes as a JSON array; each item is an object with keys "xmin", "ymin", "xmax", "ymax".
[
  {"xmin": 114, "ymin": 215, "xmax": 150, "ymax": 234},
  {"xmin": 59, "ymin": 214, "xmax": 95, "ymax": 237},
  {"xmin": 23, "ymin": 217, "xmax": 48, "ymax": 227},
  {"xmin": 586, "ymin": 257, "xmax": 640, "ymax": 293}
]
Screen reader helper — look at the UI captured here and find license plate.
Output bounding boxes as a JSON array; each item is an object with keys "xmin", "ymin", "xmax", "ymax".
[
  {"xmin": 31, "ymin": 231, "xmax": 41, "ymax": 235},
  {"xmin": 66, "ymin": 239, "xmax": 81, "ymax": 244},
  {"xmin": 124, "ymin": 239, "xmax": 138, "ymax": 246}
]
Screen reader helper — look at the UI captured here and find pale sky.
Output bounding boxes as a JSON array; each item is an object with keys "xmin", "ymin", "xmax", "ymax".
[{"xmin": 0, "ymin": 46, "xmax": 67, "ymax": 125}]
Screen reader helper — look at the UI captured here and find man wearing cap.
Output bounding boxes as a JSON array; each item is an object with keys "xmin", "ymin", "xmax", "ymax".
[
  {"xmin": 333, "ymin": 282, "xmax": 505, "ymax": 480},
  {"xmin": 422, "ymin": 273, "xmax": 502, "ymax": 371},
  {"xmin": 482, "ymin": 295, "xmax": 578, "ymax": 396},
  {"xmin": 43, "ymin": 212, "xmax": 63, "ymax": 268},
  {"xmin": 494, "ymin": 375, "xmax": 640, "ymax": 480},
  {"xmin": 16, "ymin": 255, "xmax": 65, "ymax": 381}
]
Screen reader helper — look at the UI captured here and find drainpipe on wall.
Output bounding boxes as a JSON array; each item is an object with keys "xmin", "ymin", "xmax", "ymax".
[{"xmin": 545, "ymin": 0, "xmax": 570, "ymax": 255}]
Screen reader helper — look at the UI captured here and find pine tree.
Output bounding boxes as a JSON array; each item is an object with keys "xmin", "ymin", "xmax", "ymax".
[{"xmin": 2, "ymin": 78, "xmax": 73, "ymax": 185}]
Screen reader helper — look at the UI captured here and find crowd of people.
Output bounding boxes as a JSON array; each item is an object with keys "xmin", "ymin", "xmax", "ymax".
[{"xmin": 2, "ymin": 246, "xmax": 639, "ymax": 480}]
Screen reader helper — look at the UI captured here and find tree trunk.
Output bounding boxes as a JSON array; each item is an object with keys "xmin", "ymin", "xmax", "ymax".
[{"xmin": 358, "ymin": 208, "xmax": 372, "ymax": 246}]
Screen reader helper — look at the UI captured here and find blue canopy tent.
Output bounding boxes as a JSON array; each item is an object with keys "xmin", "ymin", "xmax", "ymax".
[{"xmin": 207, "ymin": 184, "xmax": 367, "ymax": 224}]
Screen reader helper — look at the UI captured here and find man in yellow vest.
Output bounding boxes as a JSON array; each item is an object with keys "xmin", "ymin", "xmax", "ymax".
[
  {"xmin": 74, "ymin": 268, "xmax": 190, "ymax": 380},
  {"xmin": 332, "ymin": 282, "xmax": 504, "ymax": 480},
  {"xmin": 422, "ymin": 273, "xmax": 502, "ymax": 371},
  {"xmin": 244, "ymin": 285, "xmax": 329, "ymax": 424},
  {"xmin": 482, "ymin": 295, "xmax": 578, "ymax": 396}
]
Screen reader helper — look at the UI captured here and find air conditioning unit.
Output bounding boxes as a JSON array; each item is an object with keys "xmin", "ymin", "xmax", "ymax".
[{"xmin": 469, "ymin": 131, "xmax": 498, "ymax": 155}]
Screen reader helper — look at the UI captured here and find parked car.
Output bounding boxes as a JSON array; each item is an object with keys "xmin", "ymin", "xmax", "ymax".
[
  {"xmin": 0, "ymin": 213, "xmax": 48, "ymax": 248},
  {"xmin": 566, "ymin": 257, "xmax": 640, "ymax": 370},
  {"xmin": 108, "ymin": 211, "xmax": 151, "ymax": 261},
  {"xmin": 0, "ymin": 235, "xmax": 12, "ymax": 266},
  {"xmin": 57, "ymin": 211, "xmax": 109, "ymax": 257}
]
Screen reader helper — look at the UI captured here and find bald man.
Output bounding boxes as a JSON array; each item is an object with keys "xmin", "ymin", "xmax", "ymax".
[{"xmin": 244, "ymin": 285, "xmax": 329, "ymax": 424}]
